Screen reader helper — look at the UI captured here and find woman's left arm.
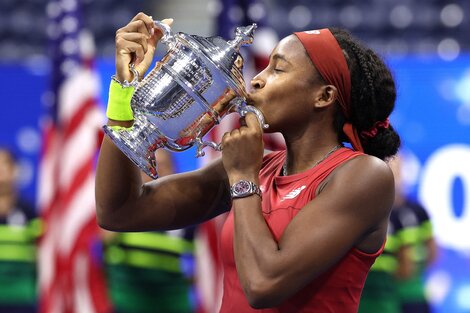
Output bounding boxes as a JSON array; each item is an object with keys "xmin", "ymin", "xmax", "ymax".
[{"xmin": 222, "ymin": 115, "xmax": 395, "ymax": 309}]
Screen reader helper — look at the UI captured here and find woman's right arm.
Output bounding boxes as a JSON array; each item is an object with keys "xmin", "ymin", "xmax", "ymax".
[
  {"xmin": 96, "ymin": 137, "xmax": 230, "ymax": 231},
  {"xmin": 95, "ymin": 13, "xmax": 231, "ymax": 231}
]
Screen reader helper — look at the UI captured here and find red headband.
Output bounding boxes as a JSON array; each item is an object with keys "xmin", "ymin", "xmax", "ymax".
[{"xmin": 294, "ymin": 29, "xmax": 363, "ymax": 152}]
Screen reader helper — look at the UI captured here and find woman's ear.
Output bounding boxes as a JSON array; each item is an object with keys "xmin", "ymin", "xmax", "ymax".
[{"xmin": 313, "ymin": 85, "xmax": 337, "ymax": 109}]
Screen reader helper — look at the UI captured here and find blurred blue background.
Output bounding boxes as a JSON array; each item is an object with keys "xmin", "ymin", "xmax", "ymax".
[{"xmin": 1, "ymin": 0, "xmax": 469, "ymax": 312}]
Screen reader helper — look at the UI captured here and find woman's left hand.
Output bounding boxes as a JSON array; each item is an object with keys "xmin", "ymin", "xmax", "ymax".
[{"xmin": 221, "ymin": 113, "xmax": 264, "ymax": 184}]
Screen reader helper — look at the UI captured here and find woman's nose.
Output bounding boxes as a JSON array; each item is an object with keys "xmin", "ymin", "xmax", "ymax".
[{"xmin": 250, "ymin": 75, "xmax": 265, "ymax": 89}]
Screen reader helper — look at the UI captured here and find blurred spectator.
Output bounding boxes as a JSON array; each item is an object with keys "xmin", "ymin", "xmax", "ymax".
[
  {"xmin": 101, "ymin": 150, "xmax": 195, "ymax": 313},
  {"xmin": 0, "ymin": 147, "xmax": 42, "ymax": 313},
  {"xmin": 389, "ymin": 156, "xmax": 437, "ymax": 313}
]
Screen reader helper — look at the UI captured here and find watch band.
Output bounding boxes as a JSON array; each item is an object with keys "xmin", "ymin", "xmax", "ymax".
[{"xmin": 230, "ymin": 180, "xmax": 262, "ymax": 199}]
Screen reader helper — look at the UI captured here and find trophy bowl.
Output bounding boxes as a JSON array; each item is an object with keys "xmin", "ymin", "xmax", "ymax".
[{"xmin": 103, "ymin": 21, "xmax": 268, "ymax": 178}]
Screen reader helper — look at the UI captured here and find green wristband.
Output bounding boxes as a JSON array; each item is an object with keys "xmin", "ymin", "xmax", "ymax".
[{"xmin": 106, "ymin": 80, "xmax": 135, "ymax": 121}]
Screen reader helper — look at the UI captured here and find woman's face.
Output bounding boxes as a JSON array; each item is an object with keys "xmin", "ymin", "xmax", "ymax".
[{"xmin": 248, "ymin": 35, "xmax": 322, "ymax": 132}]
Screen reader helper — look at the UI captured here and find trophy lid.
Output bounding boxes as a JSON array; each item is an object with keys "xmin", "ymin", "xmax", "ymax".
[{"xmin": 179, "ymin": 24, "xmax": 257, "ymax": 96}]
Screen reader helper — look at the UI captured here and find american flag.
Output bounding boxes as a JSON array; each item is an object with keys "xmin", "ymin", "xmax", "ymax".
[
  {"xmin": 37, "ymin": 0, "xmax": 111, "ymax": 312},
  {"xmin": 195, "ymin": 1, "xmax": 282, "ymax": 313}
]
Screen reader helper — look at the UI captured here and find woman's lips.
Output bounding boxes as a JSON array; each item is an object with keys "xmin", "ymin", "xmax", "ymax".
[{"xmin": 245, "ymin": 94, "xmax": 257, "ymax": 106}]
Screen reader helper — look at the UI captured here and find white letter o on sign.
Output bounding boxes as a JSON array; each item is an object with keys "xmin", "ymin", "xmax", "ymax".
[{"xmin": 419, "ymin": 144, "xmax": 470, "ymax": 251}]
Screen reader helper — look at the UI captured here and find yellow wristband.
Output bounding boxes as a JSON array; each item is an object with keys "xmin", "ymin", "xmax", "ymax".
[
  {"xmin": 109, "ymin": 125, "xmax": 132, "ymax": 132},
  {"xmin": 106, "ymin": 80, "xmax": 135, "ymax": 121}
]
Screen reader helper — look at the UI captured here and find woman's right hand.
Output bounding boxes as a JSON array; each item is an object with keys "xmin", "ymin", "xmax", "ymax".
[{"xmin": 115, "ymin": 12, "xmax": 173, "ymax": 83}]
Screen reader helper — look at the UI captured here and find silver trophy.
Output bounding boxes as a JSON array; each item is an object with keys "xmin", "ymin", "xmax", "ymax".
[{"xmin": 103, "ymin": 21, "xmax": 268, "ymax": 178}]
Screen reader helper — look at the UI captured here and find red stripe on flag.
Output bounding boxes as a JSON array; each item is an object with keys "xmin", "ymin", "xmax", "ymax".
[
  {"xmin": 63, "ymin": 98, "xmax": 96, "ymax": 139},
  {"xmin": 79, "ymin": 218, "xmax": 111, "ymax": 312},
  {"xmin": 55, "ymin": 156, "xmax": 94, "ymax": 216}
]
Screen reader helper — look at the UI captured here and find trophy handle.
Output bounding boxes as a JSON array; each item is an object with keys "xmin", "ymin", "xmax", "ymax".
[
  {"xmin": 232, "ymin": 101, "xmax": 269, "ymax": 130},
  {"xmin": 195, "ymin": 138, "xmax": 220, "ymax": 157},
  {"xmin": 153, "ymin": 20, "xmax": 176, "ymax": 47},
  {"xmin": 127, "ymin": 20, "xmax": 176, "ymax": 83},
  {"xmin": 194, "ymin": 100, "xmax": 269, "ymax": 157}
]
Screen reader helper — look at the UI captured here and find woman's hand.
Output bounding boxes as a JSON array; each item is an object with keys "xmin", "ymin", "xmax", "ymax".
[
  {"xmin": 115, "ymin": 12, "xmax": 173, "ymax": 83},
  {"xmin": 222, "ymin": 113, "xmax": 264, "ymax": 184}
]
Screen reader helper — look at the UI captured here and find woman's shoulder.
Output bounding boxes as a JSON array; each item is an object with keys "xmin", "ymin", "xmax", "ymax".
[
  {"xmin": 321, "ymin": 154, "xmax": 394, "ymax": 249},
  {"xmin": 345, "ymin": 152, "xmax": 392, "ymax": 175},
  {"xmin": 330, "ymin": 153, "xmax": 394, "ymax": 198}
]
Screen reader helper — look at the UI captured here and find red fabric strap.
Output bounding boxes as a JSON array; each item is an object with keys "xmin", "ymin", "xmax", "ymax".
[
  {"xmin": 294, "ymin": 29, "xmax": 364, "ymax": 152},
  {"xmin": 343, "ymin": 122, "xmax": 363, "ymax": 151}
]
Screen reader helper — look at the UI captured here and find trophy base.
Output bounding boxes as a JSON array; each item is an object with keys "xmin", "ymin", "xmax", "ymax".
[{"xmin": 103, "ymin": 124, "xmax": 164, "ymax": 179}]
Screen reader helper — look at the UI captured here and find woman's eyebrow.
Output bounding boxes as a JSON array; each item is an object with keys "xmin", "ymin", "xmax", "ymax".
[{"xmin": 272, "ymin": 53, "xmax": 292, "ymax": 65}]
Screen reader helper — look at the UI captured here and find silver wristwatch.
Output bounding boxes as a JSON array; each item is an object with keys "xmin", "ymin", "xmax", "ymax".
[{"xmin": 230, "ymin": 180, "xmax": 262, "ymax": 199}]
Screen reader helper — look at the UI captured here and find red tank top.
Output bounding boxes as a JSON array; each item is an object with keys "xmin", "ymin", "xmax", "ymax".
[{"xmin": 219, "ymin": 148, "xmax": 384, "ymax": 313}]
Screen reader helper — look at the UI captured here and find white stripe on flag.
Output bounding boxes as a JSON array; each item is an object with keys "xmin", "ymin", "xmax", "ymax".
[
  {"xmin": 58, "ymin": 107, "xmax": 102, "ymax": 188},
  {"xmin": 74, "ymin": 252, "xmax": 96, "ymax": 313},
  {"xmin": 57, "ymin": 174, "xmax": 95, "ymax": 255},
  {"xmin": 58, "ymin": 69, "xmax": 101, "ymax": 123}
]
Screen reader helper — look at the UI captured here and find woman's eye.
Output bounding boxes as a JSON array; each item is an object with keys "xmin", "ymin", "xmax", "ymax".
[{"xmin": 274, "ymin": 68, "xmax": 283, "ymax": 73}]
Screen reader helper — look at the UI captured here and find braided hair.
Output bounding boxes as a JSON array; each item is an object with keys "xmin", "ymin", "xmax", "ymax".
[{"xmin": 329, "ymin": 28, "xmax": 400, "ymax": 160}]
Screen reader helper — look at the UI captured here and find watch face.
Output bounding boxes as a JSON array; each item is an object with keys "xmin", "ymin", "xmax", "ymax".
[{"xmin": 234, "ymin": 180, "xmax": 251, "ymax": 195}]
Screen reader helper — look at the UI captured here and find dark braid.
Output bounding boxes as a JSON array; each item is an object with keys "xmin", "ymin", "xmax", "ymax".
[{"xmin": 329, "ymin": 28, "xmax": 400, "ymax": 160}]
